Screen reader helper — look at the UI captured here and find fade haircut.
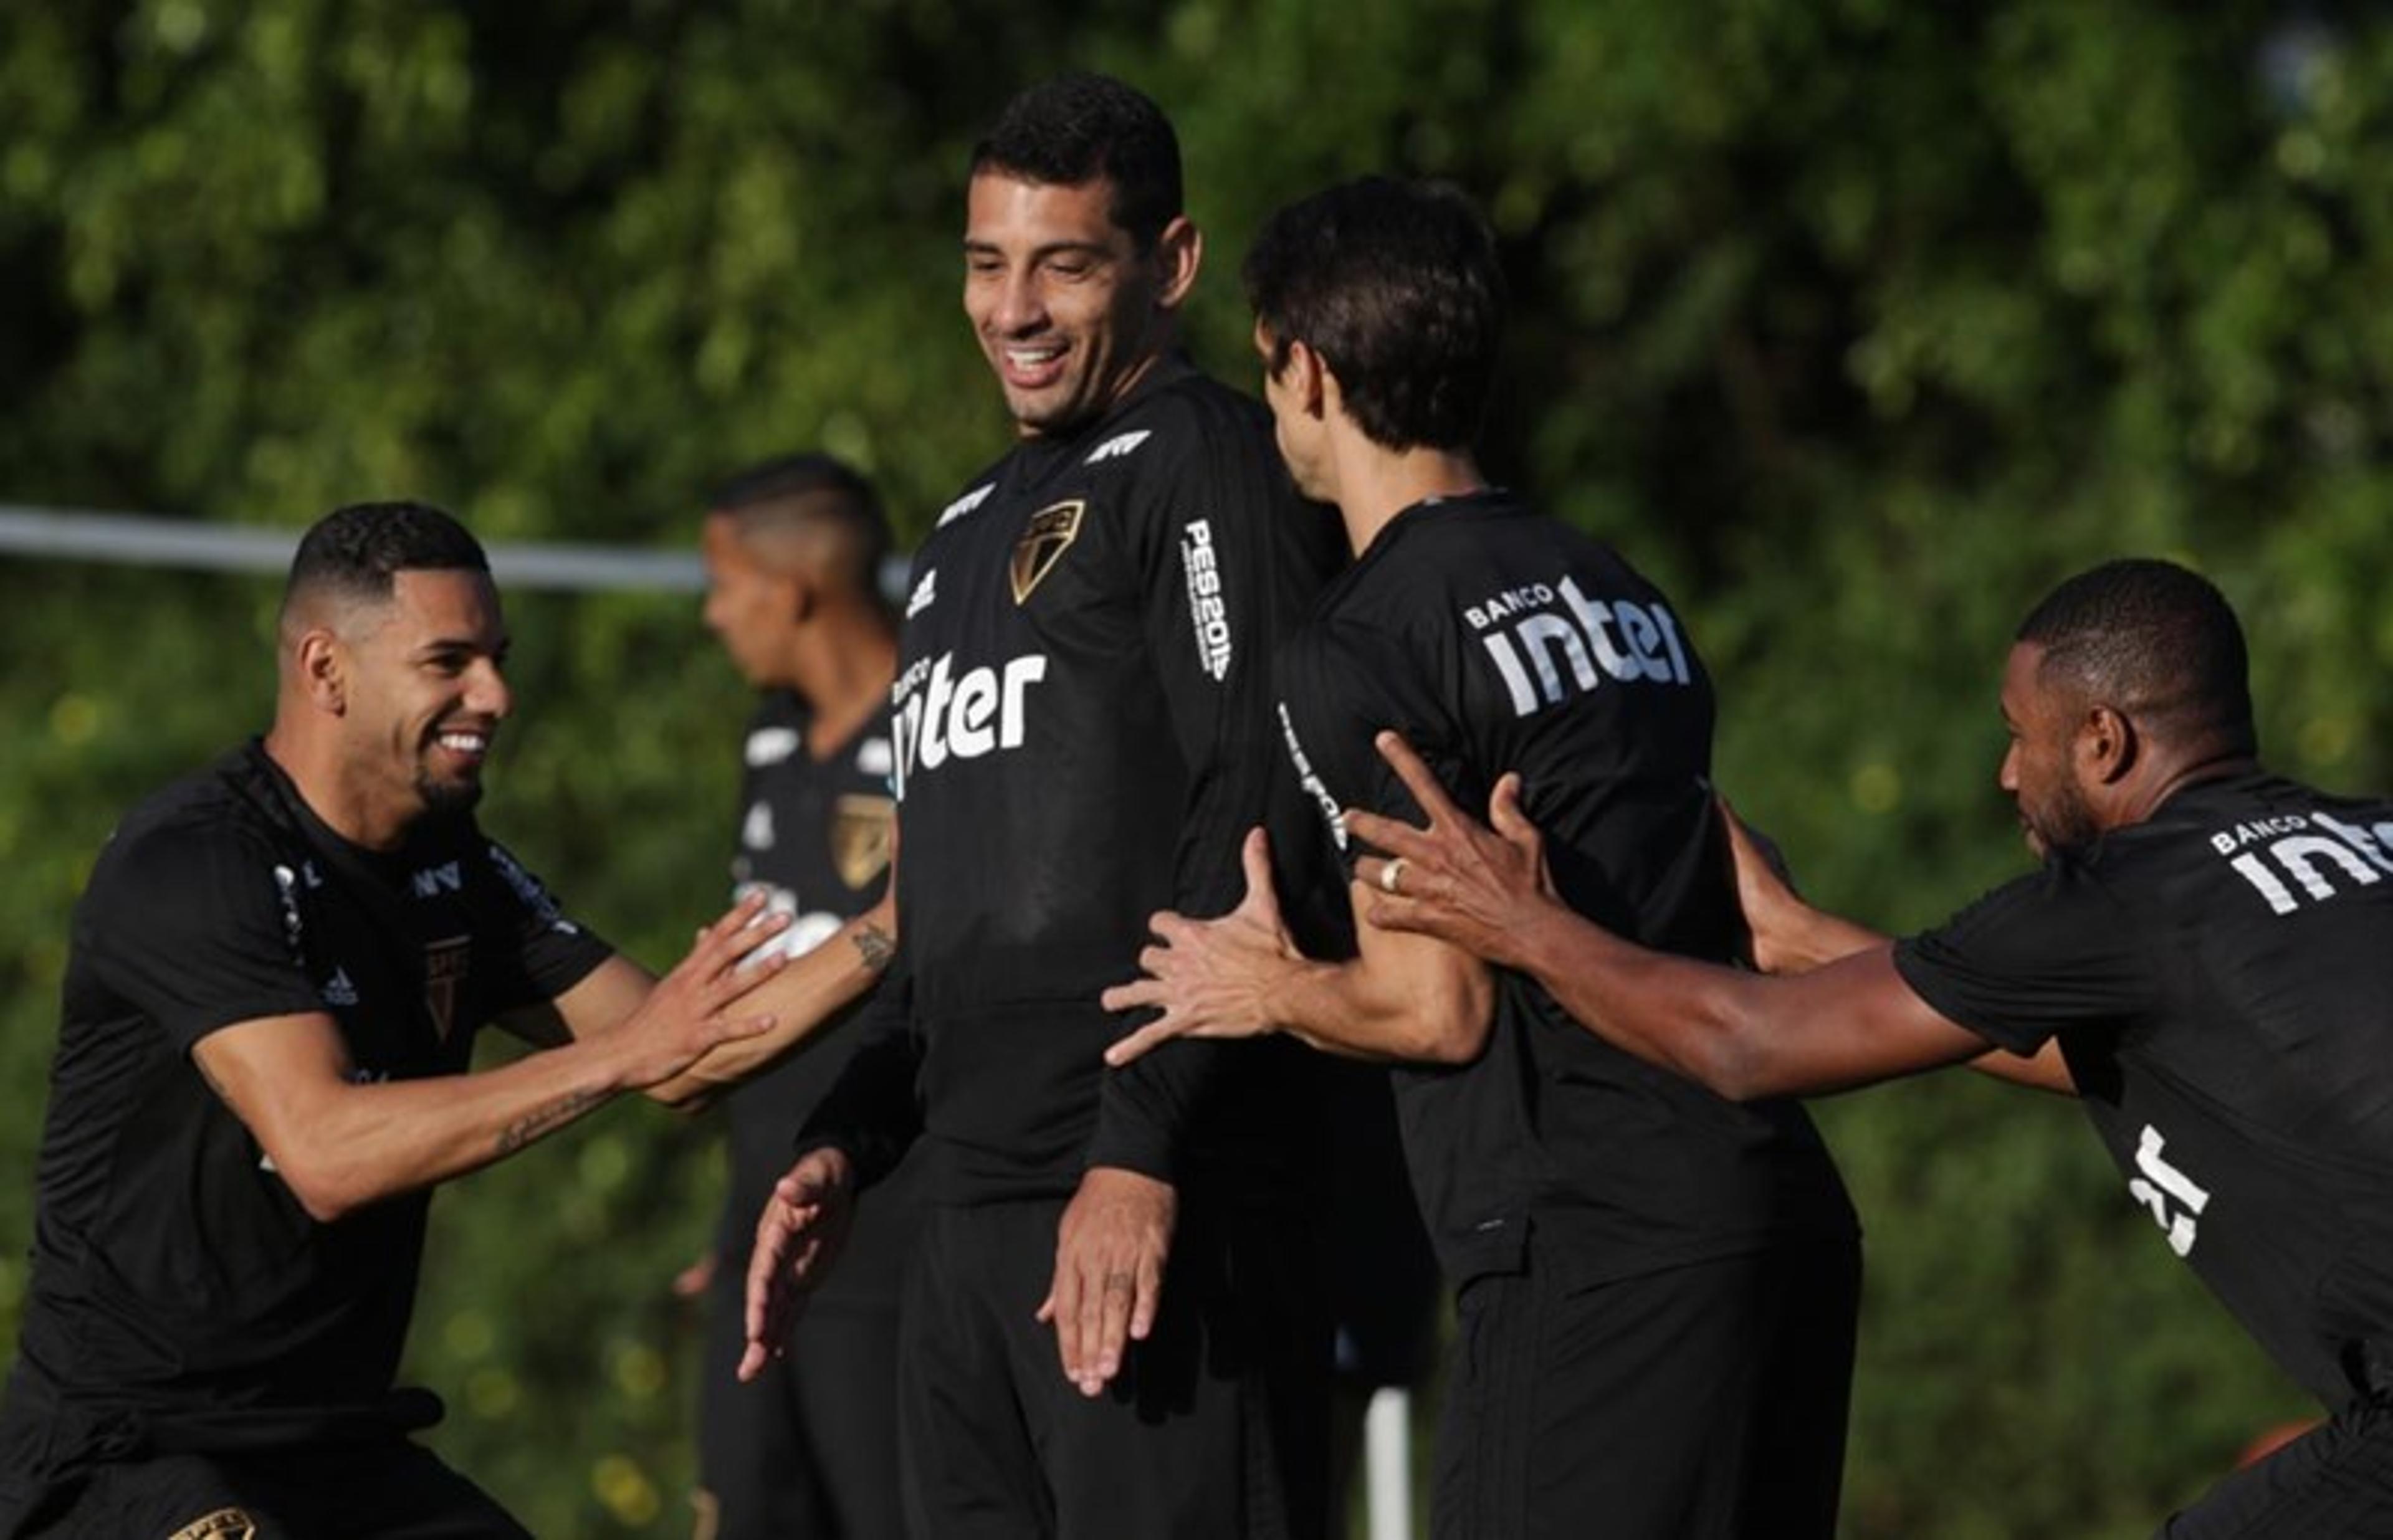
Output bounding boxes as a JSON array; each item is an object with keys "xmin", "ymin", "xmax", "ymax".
[
  {"xmin": 1243, "ymin": 176, "xmax": 1504, "ymax": 454},
  {"xmin": 709, "ymin": 452, "xmax": 891, "ymax": 602},
  {"xmin": 282, "ymin": 501, "xmax": 489, "ymax": 629},
  {"xmin": 2017, "ymin": 558, "xmax": 2257, "ymax": 758},
  {"xmin": 970, "ymin": 73, "xmax": 1183, "ymax": 250}
]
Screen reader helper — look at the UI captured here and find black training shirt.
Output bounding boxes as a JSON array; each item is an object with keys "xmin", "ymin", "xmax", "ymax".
[
  {"xmin": 1276, "ymin": 491, "xmax": 1856, "ymax": 1286},
  {"xmin": 0, "ymin": 740, "xmax": 609, "ymax": 1495},
  {"xmin": 1896, "ymin": 771, "xmax": 2393, "ymax": 1409},
  {"xmin": 821, "ymin": 355, "xmax": 1343, "ymax": 1202}
]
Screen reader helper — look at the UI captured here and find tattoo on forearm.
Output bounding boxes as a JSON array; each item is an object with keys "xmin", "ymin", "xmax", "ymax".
[
  {"xmin": 851, "ymin": 923, "xmax": 894, "ymax": 973},
  {"xmin": 495, "ymin": 1087, "xmax": 605, "ymax": 1155}
]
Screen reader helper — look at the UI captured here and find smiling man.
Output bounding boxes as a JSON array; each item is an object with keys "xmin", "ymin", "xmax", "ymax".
[
  {"xmin": 1339, "ymin": 558, "xmax": 2393, "ymax": 1538},
  {"xmin": 0, "ymin": 502, "xmax": 899, "ymax": 1540},
  {"xmin": 742, "ymin": 74, "xmax": 1345, "ymax": 1540}
]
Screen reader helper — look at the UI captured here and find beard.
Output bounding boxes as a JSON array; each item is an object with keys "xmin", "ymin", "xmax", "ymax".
[
  {"xmin": 2025, "ymin": 781, "xmax": 2101, "ymax": 860},
  {"xmin": 414, "ymin": 764, "xmax": 484, "ymax": 820}
]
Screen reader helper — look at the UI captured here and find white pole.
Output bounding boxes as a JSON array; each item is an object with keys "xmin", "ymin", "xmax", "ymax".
[{"xmin": 1365, "ymin": 1386, "xmax": 1413, "ymax": 1540}]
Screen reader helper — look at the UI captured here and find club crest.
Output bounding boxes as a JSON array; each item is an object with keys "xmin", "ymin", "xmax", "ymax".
[
  {"xmin": 170, "ymin": 1510, "xmax": 257, "ymax": 1540},
  {"xmin": 831, "ymin": 795, "xmax": 897, "ymax": 890},
  {"xmin": 424, "ymin": 936, "xmax": 471, "ymax": 1042},
  {"xmin": 1011, "ymin": 500, "xmax": 1085, "ymax": 604}
]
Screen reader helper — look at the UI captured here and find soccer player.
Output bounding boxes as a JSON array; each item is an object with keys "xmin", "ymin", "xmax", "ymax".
[
  {"xmin": 0, "ymin": 503, "xmax": 896, "ymax": 1540},
  {"xmin": 1339, "ymin": 556, "xmax": 2393, "ymax": 1538},
  {"xmin": 692, "ymin": 455, "xmax": 908, "ymax": 1538},
  {"xmin": 1104, "ymin": 177, "xmax": 1861, "ymax": 1539},
  {"xmin": 741, "ymin": 75, "xmax": 1345, "ymax": 1539}
]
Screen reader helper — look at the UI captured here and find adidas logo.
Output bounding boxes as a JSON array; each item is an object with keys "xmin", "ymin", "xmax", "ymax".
[
  {"xmin": 321, "ymin": 968, "xmax": 358, "ymax": 1006},
  {"xmin": 1084, "ymin": 429, "xmax": 1152, "ymax": 465},
  {"xmin": 907, "ymin": 568, "xmax": 938, "ymax": 619}
]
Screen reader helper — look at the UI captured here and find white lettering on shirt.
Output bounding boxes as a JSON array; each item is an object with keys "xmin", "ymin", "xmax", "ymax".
[
  {"xmin": 891, "ymin": 650, "xmax": 1049, "ymax": 797},
  {"xmin": 1181, "ymin": 520, "xmax": 1233, "ymax": 682},
  {"xmin": 2127, "ymin": 1123, "xmax": 2210, "ymax": 1258}
]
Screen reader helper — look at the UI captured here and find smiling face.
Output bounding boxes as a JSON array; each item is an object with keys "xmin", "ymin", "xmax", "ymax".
[
  {"xmin": 963, "ymin": 171, "xmax": 1191, "ymax": 437},
  {"xmin": 1997, "ymin": 641, "xmax": 2101, "ymax": 860},
  {"xmin": 336, "ymin": 567, "xmax": 512, "ymax": 830}
]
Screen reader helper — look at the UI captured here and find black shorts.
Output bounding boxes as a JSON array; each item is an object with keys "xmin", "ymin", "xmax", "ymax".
[
  {"xmin": 896, "ymin": 1197, "xmax": 1330, "ymax": 1540},
  {"xmin": 17, "ymin": 1442, "xmax": 527, "ymax": 1540},
  {"xmin": 1432, "ymin": 1238, "xmax": 1860, "ymax": 1540},
  {"xmin": 2161, "ymin": 1397, "xmax": 2393, "ymax": 1538}
]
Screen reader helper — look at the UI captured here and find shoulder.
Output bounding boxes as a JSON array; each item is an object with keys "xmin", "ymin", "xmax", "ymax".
[
  {"xmin": 1100, "ymin": 368, "xmax": 1276, "ymax": 485},
  {"xmin": 92, "ymin": 761, "xmax": 290, "ymax": 908}
]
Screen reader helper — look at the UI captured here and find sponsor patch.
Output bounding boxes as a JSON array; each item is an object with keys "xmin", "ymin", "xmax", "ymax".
[
  {"xmin": 1010, "ymin": 500, "xmax": 1084, "ymax": 604},
  {"xmin": 1180, "ymin": 519, "xmax": 1232, "ymax": 681}
]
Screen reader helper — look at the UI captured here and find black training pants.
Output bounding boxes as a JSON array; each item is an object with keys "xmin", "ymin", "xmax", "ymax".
[
  {"xmin": 896, "ymin": 1197, "xmax": 1329, "ymax": 1540},
  {"xmin": 1432, "ymin": 1238, "xmax": 1861, "ymax": 1540}
]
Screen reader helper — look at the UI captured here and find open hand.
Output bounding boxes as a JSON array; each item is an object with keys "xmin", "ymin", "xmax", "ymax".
[
  {"xmin": 1035, "ymin": 1166, "xmax": 1176, "ymax": 1397},
  {"xmin": 738, "ymin": 1146, "xmax": 855, "ymax": 1381},
  {"xmin": 1100, "ymin": 828, "xmax": 1297, "ymax": 1067},
  {"xmin": 604, "ymin": 894, "xmax": 790, "ymax": 1091},
  {"xmin": 1344, "ymin": 731, "xmax": 1557, "ymax": 969}
]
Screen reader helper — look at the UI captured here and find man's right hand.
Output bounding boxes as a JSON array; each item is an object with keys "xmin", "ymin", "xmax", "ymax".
[
  {"xmin": 739, "ymin": 1146, "xmax": 856, "ymax": 1381},
  {"xmin": 601, "ymin": 895, "xmax": 791, "ymax": 1091}
]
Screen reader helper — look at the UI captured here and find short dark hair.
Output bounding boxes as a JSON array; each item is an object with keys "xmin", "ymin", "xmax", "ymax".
[
  {"xmin": 1243, "ymin": 177, "xmax": 1504, "ymax": 453},
  {"xmin": 970, "ymin": 74, "xmax": 1183, "ymax": 250},
  {"xmin": 284, "ymin": 501, "xmax": 489, "ymax": 620},
  {"xmin": 709, "ymin": 452, "xmax": 891, "ymax": 601},
  {"xmin": 2017, "ymin": 558, "xmax": 2257, "ymax": 757}
]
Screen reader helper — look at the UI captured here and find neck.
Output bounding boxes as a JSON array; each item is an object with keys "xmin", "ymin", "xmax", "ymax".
[
  {"xmin": 1328, "ymin": 441, "xmax": 1489, "ymax": 557},
  {"xmin": 783, "ymin": 605, "xmax": 900, "ymax": 759},
  {"xmin": 2115, "ymin": 747, "xmax": 2261, "ymax": 829},
  {"xmin": 260, "ymin": 719, "xmax": 414, "ymax": 851}
]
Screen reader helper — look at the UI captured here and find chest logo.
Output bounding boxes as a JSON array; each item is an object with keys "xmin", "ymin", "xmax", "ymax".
[
  {"xmin": 424, "ymin": 935, "xmax": 471, "ymax": 1042},
  {"xmin": 831, "ymin": 794, "xmax": 897, "ymax": 889},
  {"xmin": 1011, "ymin": 500, "xmax": 1085, "ymax": 604},
  {"xmin": 2128, "ymin": 1123, "xmax": 2210, "ymax": 1258},
  {"xmin": 169, "ymin": 1509, "xmax": 257, "ymax": 1540}
]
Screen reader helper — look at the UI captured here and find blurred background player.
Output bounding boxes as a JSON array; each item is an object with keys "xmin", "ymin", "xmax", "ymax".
[{"xmin": 691, "ymin": 455, "xmax": 907, "ymax": 1539}]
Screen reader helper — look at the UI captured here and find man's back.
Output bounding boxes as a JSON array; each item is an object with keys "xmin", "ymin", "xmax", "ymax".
[{"xmin": 1276, "ymin": 491, "xmax": 1855, "ymax": 1281}]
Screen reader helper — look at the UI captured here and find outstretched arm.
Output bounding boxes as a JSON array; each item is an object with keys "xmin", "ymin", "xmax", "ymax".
[
  {"xmin": 1343, "ymin": 733, "xmax": 1994, "ymax": 1101},
  {"xmin": 1100, "ymin": 826, "xmax": 1496, "ymax": 1068},
  {"xmin": 193, "ymin": 896, "xmax": 788, "ymax": 1223}
]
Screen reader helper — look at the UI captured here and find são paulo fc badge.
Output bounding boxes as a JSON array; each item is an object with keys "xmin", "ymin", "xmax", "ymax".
[
  {"xmin": 1011, "ymin": 500, "xmax": 1084, "ymax": 603},
  {"xmin": 169, "ymin": 1509, "xmax": 257, "ymax": 1540},
  {"xmin": 424, "ymin": 936, "xmax": 471, "ymax": 1041},
  {"xmin": 830, "ymin": 794, "xmax": 896, "ymax": 890}
]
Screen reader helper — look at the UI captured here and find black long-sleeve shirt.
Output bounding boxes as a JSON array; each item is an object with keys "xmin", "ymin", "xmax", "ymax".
[{"xmin": 810, "ymin": 356, "xmax": 1344, "ymax": 1204}]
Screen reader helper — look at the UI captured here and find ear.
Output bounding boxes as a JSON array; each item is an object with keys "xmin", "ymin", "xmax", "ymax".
[
  {"xmin": 294, "ymin": 629, "xmax": 347, "ymax": 715},
  {"xmin": 1284, "ymin": 339, "xmax": 1330, "ymax": 419},
  {"xmin": 2077, "ymin": 703, "xmax": 2137, "ymax": 786},
  {"xmin": 1150, "ymin": 215, "xmax": 1203, "ymax": 312}
]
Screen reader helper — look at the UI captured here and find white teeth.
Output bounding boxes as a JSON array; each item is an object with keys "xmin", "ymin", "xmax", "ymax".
[
  {"xmin": 1006, "ymin": 346, "xmax": 1064, "ymax": 367},
  {"xmin": 438, "ymin": 733, "xmax": 486, "ymax": 753}
]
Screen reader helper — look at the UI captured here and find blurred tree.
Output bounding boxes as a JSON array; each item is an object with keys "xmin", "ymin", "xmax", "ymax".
[{"xmin": 6, "ymin": 0, "xmax": 2389, "ymax": 1533}]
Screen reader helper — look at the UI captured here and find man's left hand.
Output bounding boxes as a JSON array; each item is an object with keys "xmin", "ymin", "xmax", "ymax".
[
  {"xmin": 1100, "ymin": 827, "xmax": 1297, "ymax": 1067},
  {"xmin": 1036, "ymin": 1166, "xmax": 1177, "ymax": 1397}
]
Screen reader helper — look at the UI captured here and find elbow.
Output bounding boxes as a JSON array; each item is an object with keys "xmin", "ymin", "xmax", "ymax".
[
  {"xmin": 1681, "ymin": 1012, "xmax": 1787, "ymax": 1104},
  {"xmin": 277, "ymin": 1157, "xmax": 368, "ymax": 1225},
  {"xmin": 1410, "ymin": 974, "xmax": 1497, "ymax": 1067}
]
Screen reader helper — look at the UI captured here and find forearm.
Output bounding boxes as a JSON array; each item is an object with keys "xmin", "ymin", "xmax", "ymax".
[
  {"xmin": 1751, "ymin": 896, "xmax": 1887, "ymax": 975},
  {"xmin": 240, "ymin": 1035, "xmax": 639, "ymax": 1222},
  {"xmin": 647, "ymin": 906, "xmax": 897, "ymax": 1108},
  {"xmin": 1506, "ymin": 901, "xmax": 1770, "ymax": 1092},
  {"xmin": 1264, "ymin": 951, "xmax": 1489, "ymax": 1065}
]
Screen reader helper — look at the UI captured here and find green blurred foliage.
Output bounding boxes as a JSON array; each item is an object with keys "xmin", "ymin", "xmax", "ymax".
[{"xmin": 4, "ymin": 1, "xmax": 2387, "ymax": 1533}]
